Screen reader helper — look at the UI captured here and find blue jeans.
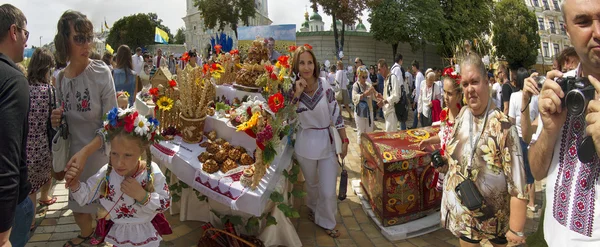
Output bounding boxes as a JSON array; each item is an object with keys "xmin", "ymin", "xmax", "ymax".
[
  {"xmin": 411, "ymin": 108, "xmax": 419, "ymax": 129},
  {"xmin": 520, "ymin": 138, "xmax": 535, "ymax": 184},
  {"xmin": 400, "ymin": 121, "xmax": 407, "ymax": 130},
  {"xmin": 9, "ymin": 197, "xmax": 34, "ymax": 247}
]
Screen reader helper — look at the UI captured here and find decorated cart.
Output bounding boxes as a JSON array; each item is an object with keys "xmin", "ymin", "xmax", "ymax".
[{"xmin": 138, "ymin": 39, "xmax": 303, "ymax": 246}]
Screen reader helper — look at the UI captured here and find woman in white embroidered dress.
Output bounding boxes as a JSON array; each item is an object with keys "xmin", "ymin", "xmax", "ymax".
[
  {"xmin": 66, "ymin": 108, "xmax": 170, "ymax": 247},
  {"xmin": 418, "ymin": 71, "xmax": 443, "ymax": 127},
  {"xmin": 352, "ymin": 66, "xmax": 375, "ymax": 143},
  {"xmin": 418, "ymin": 67, "xmax": 463, "ymax": 191},
  {"xmin": 291, "ymin": 45, "xmax": 348, "ymax": 238}
]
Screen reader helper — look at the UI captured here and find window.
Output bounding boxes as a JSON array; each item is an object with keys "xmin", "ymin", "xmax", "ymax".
[
  {"xmin": 538, "ymin": 18, "xmax": 545, "ymax": 30},
  {"xmin": 560, "ymin": 22, "xmax": 566, "ymax": 34},
  {"xmin": 553, "ymin": 0, "xmax": 560, "ymax": 10},
  {"xmin": 543, "ymin": 42, "xmax": 549, "ymax": 57},
  {"xmin": 543, "ymin": 0, "xmax": 550, "ymax": 10},
  {"xmin": 532, "ymin": 0, "xmax": 539, "ymax": 7},
  {"xmin": 554, "ymin": 43, "xmax": 560, "ymax": 56},
  {"xmin": 550, "ymin": 20, "xmax": 556, "ymax": 33}
]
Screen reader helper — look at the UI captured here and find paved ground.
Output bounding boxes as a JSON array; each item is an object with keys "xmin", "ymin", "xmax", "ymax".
[{"xmin": 26, "ymin": 109, "xmax": 542, "ymax": 247}]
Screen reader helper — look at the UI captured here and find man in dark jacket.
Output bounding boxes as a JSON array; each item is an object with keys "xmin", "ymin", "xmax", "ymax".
[{"xmin": 0, "ymin": 4, "xmax": 34, "ymax": 247}]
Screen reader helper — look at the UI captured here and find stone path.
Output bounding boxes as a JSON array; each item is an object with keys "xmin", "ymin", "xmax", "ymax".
[{"xmin": 26, "ymin": 109, "xmax": 542, "ymax": 247}]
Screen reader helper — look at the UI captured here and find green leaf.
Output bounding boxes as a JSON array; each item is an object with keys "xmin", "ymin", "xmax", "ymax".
[
  {"xmin": 291, "ymin": 188, "xmax": 307, "ymax": 198},
  {"xmin": 180, "ymin": 181, "xmax": 189, "ymax": 189},
  {"xmin": 266, "ymin": 215, "xmax": 278, "ymax": 226},
  {"xmin": 228, "ymin": 216, "xmax": 244, "ymax": 226},
  {"xmin": 290, "ymin": 164, "xmax": 300, "ymax": 175},
  {"xmin": 262, "ymin": 142, "xmax": 277, "ymax": 164},
  {"xmin": 269, "ymin": 191, "xmax": 284, "ymax": 203},
  {"xmin": 282, "ymin": 170, "xmax": 289, "ymax": 179},
  {"xmin": 289, "ymin": 174, "xmax": 298, "ymax": 185},
  {"xmin": 172, "ymin": 194, "xmax": 181, "ymax": 202},
  {"xmin": 290, "ymin": 208, "xmax": 300, "ymax": 219},
  {"xmin": 245, "ymin": 217, "xmax": 260, "ymax": 233}
]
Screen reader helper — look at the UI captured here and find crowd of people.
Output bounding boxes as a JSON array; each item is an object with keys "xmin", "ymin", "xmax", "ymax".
[{"xmin": 2, "ymin": 0, "xmax": 600, "ymax": 246}]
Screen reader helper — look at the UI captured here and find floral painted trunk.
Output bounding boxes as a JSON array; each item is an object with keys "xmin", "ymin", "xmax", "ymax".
[{"xmin": 360, "ymin": 127, "xmax": 442, "ymax": 226}]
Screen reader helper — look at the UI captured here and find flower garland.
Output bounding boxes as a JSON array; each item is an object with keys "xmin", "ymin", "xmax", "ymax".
[
  {"xmin": 442, "ymin": 66, "xmax": 461, "ymax": 84},
  {"xmin": 103, "ymin": 107, "xmax": 162, "ymax": 144}
]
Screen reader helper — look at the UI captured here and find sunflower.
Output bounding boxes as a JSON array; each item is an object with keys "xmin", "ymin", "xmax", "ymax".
[
  {"xmin": 387, "ymin": 219, "xmax": 397, "ymax": 225},
  {"xmin": 388, "ymin": 198, "xmax": 397, "ymax": 205},
  {"xmin": 383, "ymin": 152, "xmax": 393, "ymax": 161},
  {"xmin": 401, "ymin": 161, "xmax": 409, "ymax": 170},
  {"xmin": 407, "ymin": 194, "xmax": 415, "ymax": 201},
  {"xmin": 156, "ymin": 96, "xmax": 174, "ymax": 111}
]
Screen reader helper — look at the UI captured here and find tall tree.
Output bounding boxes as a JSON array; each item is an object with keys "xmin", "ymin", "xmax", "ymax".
[
  {"xmin": 492, "ymin": 0, "xmax": 540, "ymax": 69},
  {"xmin": 193, "ymin": 0, "xmax": 256, "ymax": 39},
  {"xmin": 437, "ymin": 0, "xmax": 494, "ymax": 58},
  {"xmin": 174, "ymin": 28, "xmax": 186, "ymax": 45},
  {"xmin": 106, "ymin": 13, "xmax": 173, "ymax": 50},
  {"xmin": 368, "ymin": 0, "xmax": 445, "ymax": 58},
  {"xmin": 311, "ymin": 0, "xmax": 367, "ymax": 59}
]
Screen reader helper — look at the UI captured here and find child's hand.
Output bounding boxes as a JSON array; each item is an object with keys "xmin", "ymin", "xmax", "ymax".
[
  {"xmin": 65, "ymin": 166, "xmax": 81, "ymax": 190},
  {"xmin": 121, "ymin": 178, "xmax": 147, "ymax": 202}
]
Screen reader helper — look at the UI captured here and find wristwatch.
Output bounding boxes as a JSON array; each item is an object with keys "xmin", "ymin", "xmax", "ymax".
[{"xmin": 509, "ymin": 229, "xmax": 525, "ymax": 237}]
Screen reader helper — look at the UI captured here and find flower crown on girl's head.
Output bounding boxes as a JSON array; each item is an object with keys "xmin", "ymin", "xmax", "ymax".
[
  {"xmin": 102, "ymin": 107, "xmax": 162, "ymax": 144},
  {"xmin": 442, "ymin": 66, "xmax": 461, "ymax": 84}
]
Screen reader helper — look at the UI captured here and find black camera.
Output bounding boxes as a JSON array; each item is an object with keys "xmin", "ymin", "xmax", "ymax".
[
  {"xmin": 537, "ymin": 76, "xmax": 596, "ymax": 116},
  {"xmin": 431, "ymin": 150, "xmax": 446, "ymax": 168}
]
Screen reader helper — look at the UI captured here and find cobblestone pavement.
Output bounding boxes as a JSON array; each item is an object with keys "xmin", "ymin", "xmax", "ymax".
[{"xmin": 27, "ymin": 109, "xmax": 542, "ymax": 247}]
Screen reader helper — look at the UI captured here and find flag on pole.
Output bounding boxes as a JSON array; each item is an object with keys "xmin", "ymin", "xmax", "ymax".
[
  {"xmin": 106, "ymin": 44, "xmax": 114, "ymax": 54},
  {"xmin": 104, "ymin": 18, "xmax": 109, "ymax": 29},
  {"xmin": 154, "ymin": 27, "xmax": 169, "ymax": 44}
]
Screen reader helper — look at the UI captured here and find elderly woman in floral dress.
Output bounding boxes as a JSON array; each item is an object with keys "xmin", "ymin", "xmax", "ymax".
[{"xmin": 440, "ymin": 53, "xmax": 528, "ymax": 246}]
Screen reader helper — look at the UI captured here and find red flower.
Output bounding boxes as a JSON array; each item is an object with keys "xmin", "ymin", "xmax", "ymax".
[
  {"xmin": 303, "ymin": 44, "xmax": 312, "ymax": 50},
  {"xmin": 270, "ymin": 73, "xmax": 278, "ymax": 80},
  {"xmin": 268, "ymin": 92, "xmax": 285, "ymax": 113},
  {"xmin": 168, "ymin": 79, "xmax": 177, "ymax": 88},
  {"xmin": 214, "ymin": 45, "xmax": 222, "ymax": 54},
  {"xmin": 181, "ymin": 52, "xmax": 190, "ymax": 62},
  {"xmin": 203, "ymin": 64, "xmax": 209, "ymax": 74},
  {"xmin": 230, "ymin": 49, "xmax": 239, "ymax": 55},
  {"xmin": 278, "ymin": 56, "xmax": 290, "ymax": 68},
  {"xmin": 211, "ymin": 63, "xmax": 219, "ymax": 72},
  {"xmin": 149, "ymin": 87, "xmax": 159, "ymax": 96},
  {"xmin": 124, "ymin": 112, "xmax": 138, "ymax": 133},
  {"xmin": 81, "ymin": 99, "xmax": 89, "ymax": 109},
  {"xmin": 288, "ymin": 45, "xmax": 297, "ymax": 53},
  {"xmin": 439, "ymin": 109, "xmax": 448, "ymax": 121},
  {"xmin": 246, "ymin": 106, "xmax": 252, "ymax": 116},
  {"xmin": 265, "ymin": 65, "xmax": 274, "ymax": 74}
]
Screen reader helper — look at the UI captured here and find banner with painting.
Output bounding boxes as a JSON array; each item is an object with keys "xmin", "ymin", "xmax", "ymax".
[{"xmin": 237, "ymin": 24, "xmax": 296, "ymax": 63}]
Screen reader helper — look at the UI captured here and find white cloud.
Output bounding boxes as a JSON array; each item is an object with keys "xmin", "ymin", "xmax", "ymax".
[{"xmin": 4, "ymin": 0, "xmax": 369, "ymax": 47}]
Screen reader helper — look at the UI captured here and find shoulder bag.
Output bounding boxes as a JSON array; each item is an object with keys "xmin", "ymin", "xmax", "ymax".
[{"xmin": 52, "ymin": 71, "xmax": 70, "ymax": 179}]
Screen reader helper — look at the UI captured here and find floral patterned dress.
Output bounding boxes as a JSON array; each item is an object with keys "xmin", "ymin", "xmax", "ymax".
[
  {"xmin": 440, "ymin": 107, "xmax": 527, "ymax": 240},
  {"xmin": 26, "ymin": 82, "xmax": 53, "ymax": 194},
  {"xmin": 71, "ymin": 162, "xmax": 171, "ymax": 247}
]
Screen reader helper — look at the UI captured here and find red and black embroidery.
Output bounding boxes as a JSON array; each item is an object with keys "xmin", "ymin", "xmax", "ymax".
[
  {"xmin": 115, "ymin": 203, "xmax": 137, "ymax": 219},
  {"xmin": 76, "ymin": 88, "xmax": 91, "ymax": 112},
  {"xmin": 157, "ymin": 198, "xmax": 171, "ymax": 212}
]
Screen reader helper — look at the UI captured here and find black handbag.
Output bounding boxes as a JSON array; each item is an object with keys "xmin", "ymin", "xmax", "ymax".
[
  {"xmin": 455, "ymin": 170, "xmax": 484, "ymax": 211},
  {"xmin": 386, "ymin": 73, "xmax": 408, "ymax": 122},
  {"xmin": 338, "ymin": 159, "xmax": 348, "ymax": 201},
  {"xmin": 46, "ymin": 85, "xmax": 57, "ymax": 148}
]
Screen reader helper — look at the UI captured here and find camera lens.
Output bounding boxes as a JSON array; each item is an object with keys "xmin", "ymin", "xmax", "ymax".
[
  {"xmin": 536, "ymin": 76, "xmax": 546, "ymax": 88},
  {"xmin": 566, "ymin": 90, "xmax": 587, "ymax": 116}
]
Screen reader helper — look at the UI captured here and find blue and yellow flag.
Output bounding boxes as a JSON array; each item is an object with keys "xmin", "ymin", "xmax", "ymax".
[
  {"xmin": 106, "ymin": 44, "xmax": 114, "ymax": 54},
  {"xmin": 155, "ymin": 27, "xmax": 169, "ymax": 44}
]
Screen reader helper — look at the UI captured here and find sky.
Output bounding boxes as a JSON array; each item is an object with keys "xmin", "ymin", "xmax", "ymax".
[{"xmin": 6, "ymin": 0, "xmax": 370, "ymax": 47}]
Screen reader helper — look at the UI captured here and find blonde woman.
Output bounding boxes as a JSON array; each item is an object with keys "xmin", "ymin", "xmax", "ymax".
[{"xmin": 352, "ymin": 66, "xmax": 375, "ymax": 143}]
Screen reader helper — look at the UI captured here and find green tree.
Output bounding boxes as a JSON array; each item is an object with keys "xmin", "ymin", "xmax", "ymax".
[
  {"xmin": 174, "ymin": 28, "xmax": 186, "ymax": 44},
  {"xmin": 438, "ymin": 0, "xmax": 494, "ymax": 58},
  {"xmin": 311, "ymin": 0, "xmax": 368, "ymax": 59},
  {"xmin": 492, "ymin": 0, "xmax": 540, "ymax": 69},
  {"xmin": 192, "ymin": 0, "xmax": 256, "ymax": 39},
  {"xmin": 106, "ymin": 13, "xmax": 173, "ymax": 50},
  {"xmin": 368, "ymin": 0, "xmax": 445, "ymax": 58}
]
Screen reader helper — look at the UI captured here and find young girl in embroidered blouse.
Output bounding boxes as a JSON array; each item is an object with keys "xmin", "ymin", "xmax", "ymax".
[{"xmin": 65, "ymin": 107, "xmax": 171, "ymax": 247}]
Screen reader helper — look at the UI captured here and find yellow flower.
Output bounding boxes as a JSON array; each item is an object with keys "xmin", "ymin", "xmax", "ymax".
[
  {"xmin": 156, "ymin": 96, "xmax": 174, "ymax": 111},
  {"xmin": 407, "ymin": 194, "xmax": 415, "ymax": 201},
  {"xmin": 383, "ymin": 152, "xmax": 393, "ymax": 161},
  {"xmin": 388, "ymin": 198, "xmax": 397, "ymax": 205},
  {"xmin": 401, "ymin": 161, "xmax": 409, "ymax": 169},
  {"xmin": 275, "ymin": 61, "xmax": 281, "ymax": 68},
  {"xmin": 236, "ymin": 112, "xmax": 260, "ymax": 131},
  {"xmin": 387, "ymin": 219, "xmax": 397, "ymax": 225}
]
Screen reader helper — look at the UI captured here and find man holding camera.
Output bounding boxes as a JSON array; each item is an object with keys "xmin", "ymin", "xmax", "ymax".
[{"xmin": 528, "ymin": 0, "xmax": 600, "ymax": 245}]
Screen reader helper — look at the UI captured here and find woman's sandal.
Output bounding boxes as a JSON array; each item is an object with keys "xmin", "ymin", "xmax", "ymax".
[
  {"xmin": 39, "ymin": 197, "xmax": 58, "ymax": 206},
  {"xmin": 63, "ymin": 233, "xmax": 93, "ymax": 247},
  {"xmin": 324, "ymin": 228, "xmax": 341, "ymax": 238}
]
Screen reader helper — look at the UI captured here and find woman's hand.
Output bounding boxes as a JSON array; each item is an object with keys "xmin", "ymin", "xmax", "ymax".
[
  {"xmin": 523, "ymin": 72, "xmax": 540, "ymax": 106},
  {"xmin": 432, "ymin": 164, "xmax": 449, "ymax": 173},
  {"xmin": 339, "ymin": 143, "xmax": 348, "ymax": 160},
  {"xmin": 64, "ymin": 165, "xmax": 81, "ymax": 191},
  {"xmin": 294, "ymin": 76, "xmax": 307, "ymax": 98},
  {"xmin": 505, "ymin": 231, "xmax": 526, "ymax": 245},
  {"xmin": 64, "ymin": 149, "xmax": 89, "ymax": 188},
  {"xmin": 51, "ymin": 107, "xmax": 64, "ymax": 128},
  {"xmin": 121, "ymin": 178, "xmax": 148, "ymax": 202},
  {"xmin": 418, "ymin": 139, "xmax": 429, "ymax": 150}
]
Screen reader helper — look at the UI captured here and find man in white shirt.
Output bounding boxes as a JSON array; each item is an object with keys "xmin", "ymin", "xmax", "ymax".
[
  {"xmin": 528, "ymin": 1, "xmax": 600, "ymax": 245},
  {"xmin": 336, "ymin": 60, "xmax": 353, "ymax": 119},
  {"xmin": 376, "ymin": 59, "xmax": 401, "ymax": 132},
  {"xmin": 132, "ymin": 47, "xmax": 144, "ymax": 75},
  {"xmin": 411, "ymin": 60, "xmax": 424, "ymax": 129},
  {"xmin": 390, "ymin": 54, "xmax": 409, "ymax": 129},
  {"xmin": 153, "ymin": 48, "xmax": 167, "ymax": 68}
]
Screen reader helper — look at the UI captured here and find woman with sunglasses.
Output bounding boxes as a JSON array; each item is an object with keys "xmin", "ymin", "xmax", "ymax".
[
  {"xmin": 352, "ymin": 67, "xmax": 375, "ymax": 143},
  {"xmin": 50, "ymin": 10, "xmax": 117, "ymax": 247}
]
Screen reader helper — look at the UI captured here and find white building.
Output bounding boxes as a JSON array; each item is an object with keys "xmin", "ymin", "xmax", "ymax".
[
  {"xmin": 183, "ymin": 0, "xmax": 272, "ymax": 57},
  {"xmin": 525, "ymin": 0, "xmax": 569, "ymax": 72}
]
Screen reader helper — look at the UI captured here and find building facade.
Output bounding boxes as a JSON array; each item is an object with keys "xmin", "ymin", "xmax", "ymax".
[
  {"xmin": 183, "ymin": 0, "xmax": 272, "ymax": 57},
  {"xmin": 526, "ymin": 0, "xmax": 569, "ymax": 72}
]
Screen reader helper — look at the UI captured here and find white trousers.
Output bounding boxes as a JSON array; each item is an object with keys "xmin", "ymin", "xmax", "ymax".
[
  {"xmin": 295, "ymin": 154, "xmax": 339, "ymax": 230},
  {"xmin": 354, "ymin": 112, "xmax": 374, "ymax": 144},
  {"xmin": 385, "ymin": 112, "xmax": 398, "ymax": 132}
]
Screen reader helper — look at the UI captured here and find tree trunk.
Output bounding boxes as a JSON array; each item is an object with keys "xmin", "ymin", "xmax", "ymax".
[
  {"xmin": 340, "ymin": 20, "xmax": 346, "ymax": 60},
  {"xmin": 332, "ymin": 14, "xmax": 340, "ymax": 59},
  {"xmin": 392, "ymin": 42, "xmax": 398, "ymax": 60}
]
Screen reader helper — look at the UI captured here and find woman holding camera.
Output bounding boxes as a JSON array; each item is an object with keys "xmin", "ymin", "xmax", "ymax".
[
  {"xmin": 418, "ymin": 67, "xmax": 463, "ymax": 191},
  {"xmin": 440, "ymin": 53, "xmax": 528, "ymax": 246}
]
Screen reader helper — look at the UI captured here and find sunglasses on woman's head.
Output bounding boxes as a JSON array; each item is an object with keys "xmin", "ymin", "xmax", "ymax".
[{"xmin": 72, "ymin": 34, "xmax": 94, "ymax": 45}]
